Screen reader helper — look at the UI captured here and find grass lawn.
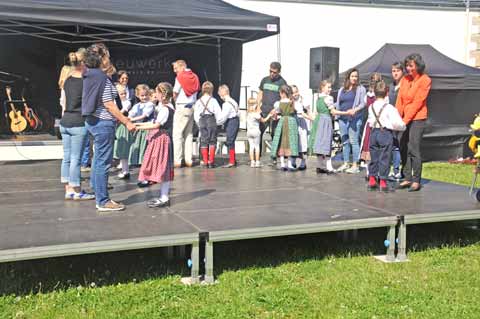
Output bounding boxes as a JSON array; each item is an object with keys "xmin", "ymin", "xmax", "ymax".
[{"xmin": 1, "ymin": 162, "xmax": 479, "ymax": 319}]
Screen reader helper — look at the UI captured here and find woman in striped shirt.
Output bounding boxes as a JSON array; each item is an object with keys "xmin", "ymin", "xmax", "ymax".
[{"xmin": 83, "ymin": 43, "xmax": 136, "ymax": 212}]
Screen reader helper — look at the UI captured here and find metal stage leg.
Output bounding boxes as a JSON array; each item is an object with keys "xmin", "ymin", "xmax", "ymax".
[
  {"xmin": 386, "ymin": 225, "xmax": 396, "ymax": 262},
  {"xmin": 397, "ymin": 218, "xmax": 407, "ymax": 261},
  {"xmin": 204, "ymin": 240, "xmax": 214, "ymax": 284},
  {"xmin": 191, "ymin": 242, "xmax": 200, "ymax": 284}
]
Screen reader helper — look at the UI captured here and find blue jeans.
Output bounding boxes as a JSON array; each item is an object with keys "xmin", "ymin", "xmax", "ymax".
[
  {"xmin": 85, "ymin": 117, "xmax": 116, "ymax": 206},
  {"xmin": 60, "ymin": 125, "xmax": 88, "ymax": 187},
  {"xmin": 392, "ymin": 132, "xmax": 401, "ymax": 175},
  {"xmin": 368, "ymin": 129, "xmax": 393, "ymax": 180},
  {"xmin": 81, "ymin": 136, "xmax": 91, "ymax": 167},
  {"xmin": 339, "ymin": 117, "xmax": 362, "ymax": 164}
]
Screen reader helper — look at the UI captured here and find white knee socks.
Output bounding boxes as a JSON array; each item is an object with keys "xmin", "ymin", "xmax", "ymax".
[
  {"xmin": 120, "ymin": 159, "xmax": 129, "ymax": 174},
  {"xmin": 160, "ymin": 181, "xmax": 170, "ymax": 202}
]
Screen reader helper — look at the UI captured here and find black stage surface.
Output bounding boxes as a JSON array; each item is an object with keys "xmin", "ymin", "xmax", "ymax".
[{"xmin": 1, "ymin": 160, "xmax": 479, "ymax": 282}]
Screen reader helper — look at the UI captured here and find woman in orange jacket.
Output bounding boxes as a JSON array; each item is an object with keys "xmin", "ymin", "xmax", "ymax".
[{"xmin": 396, "ymin": 53, "xmax": 432, "ymax": 192}]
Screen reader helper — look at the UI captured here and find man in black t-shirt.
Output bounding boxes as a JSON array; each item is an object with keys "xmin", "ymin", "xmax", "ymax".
[{"xmin": 257, "ymin": 61, "xmax": 287, "ymax": 158}]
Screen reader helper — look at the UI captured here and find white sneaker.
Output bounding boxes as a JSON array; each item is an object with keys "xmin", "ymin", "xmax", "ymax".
[
  {"xmin": 255, "ymin": 161, "xmax": 262, "ymax": 168},
  {"xmin": 250, "ymin": 161, "xmax": 255, "ymax": 168},
  {"xmin": 345, "ymin": 166, "xmax": 360, "ymax": 174},
  {"xmin": 336, "ymin": 163, "xmax": 350, "ymax": 172}
]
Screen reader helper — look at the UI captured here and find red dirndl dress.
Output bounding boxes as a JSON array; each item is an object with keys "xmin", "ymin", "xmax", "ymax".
[
  {"xmin": 138, "ymin": 129, "xmax": 174, "ymax": 183},
  {"xmin": 360, "ymin": 95, "xmax": 376, "ymax": 161}
]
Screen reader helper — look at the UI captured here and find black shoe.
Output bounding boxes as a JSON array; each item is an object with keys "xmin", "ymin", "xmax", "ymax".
[
  {"xmin": 317, "ymin": 168, "xmax": 327, "ymax": 174},
  {"xmin": 367, "ymin": 184, "xmax": 378, "ymax": 191},
  {"xmin": 208, "ymin": 163, "xmax": 216, "ymax": 168},
  {"xmin": 408, "ymin": 183, "xmax": 422, "ymax": 192},
  {"xmin": 325, "ymin": 170, "xmax": 336, "ymax": 175},
  {"xmin": 147, "ymin": 199, "xmax": 170, "ymax": 208},
  {"xmin": 396, "ymin": 181, "xmax": 411, "ymax": 190},
  {"xmin": 281, "ymin": 167, "xmax": 288, "ymax": 171},
  {"xmin": 137, "ymin": 180, "xmax": 151, "ymax": 188},
  {"xmin": 298, "ymin": 165, "xmax": 307, "ymax": 171},
  {"xmin": 380, "ymin": 186, "xmax": 389, "ymax": 193},
  {"xmin": 117, "ymin": 172, "xmax": 130, "ymax": 180}
]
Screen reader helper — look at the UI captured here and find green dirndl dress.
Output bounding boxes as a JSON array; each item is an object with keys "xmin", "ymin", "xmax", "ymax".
[
  {"xmin": 270, "ymin": 101, "xmax": 299, "ymax": 158},
  {"xmin": 128, "ymin": 129, "xmax": 148, "ymax": 166},
  {"xmin": 113, "ymin": 124, "xmax": 133, "ymax": 159},
  {"xmin": 308, "ymin": 96, "xmax": 333, "ymax": 156}
]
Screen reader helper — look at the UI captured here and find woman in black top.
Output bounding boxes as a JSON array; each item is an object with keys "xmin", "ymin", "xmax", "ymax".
[{"xmin": 60, "ymin": 49, "xmax": 95, "ymax": 201}]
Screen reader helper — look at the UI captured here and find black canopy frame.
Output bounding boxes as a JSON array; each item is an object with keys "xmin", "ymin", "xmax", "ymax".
[{"xmin": 0, "ymin": 20, "xmax": 253, "ymax": 48}]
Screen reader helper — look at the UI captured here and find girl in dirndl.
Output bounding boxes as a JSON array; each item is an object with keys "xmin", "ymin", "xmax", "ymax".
[
  {"xmin": 292, "ymin": 85, "xmax": 309, "ymax": 170},
  {"xmin": 135, "ymin": 82, "xmax": 175, "ymax": 208},
  {"xmin": 307, "ymin": 80, "xmax": 344, "ymax": 174},
  {"xmin": 128, "ymin": 84, "xmax": 155, "ymax": 167},
  {"xmin": 270, "ymin": 85, "xmax": 299, "ymax": 171},
  {"xmin": 113, "ymin": 83, "xmax": 133, "ymax": 179}
]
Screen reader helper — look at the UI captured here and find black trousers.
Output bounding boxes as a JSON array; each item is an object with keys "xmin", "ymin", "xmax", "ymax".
[
  {"xmin": 259, "ymin": 117, "xmax": 278, "ymax": 156},
  {"xmin": 225, "ymin": 116, "xmax": 239, "ymax": 150},
  {"xmin": 401, "ymin": 120, "xmax": 426, "ymax": 184},
  {"xmin": 368, "ymin": 128, "xmax": 393, "ymax": 180},
  {"xmin": 199, "ymin": 114, "xmax": 217, "ymax": 148}
]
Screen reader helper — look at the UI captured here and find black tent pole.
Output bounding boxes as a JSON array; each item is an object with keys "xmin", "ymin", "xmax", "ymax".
[{"xmin": 217, "ymin": 38, "xmax": 222, "ymax": 84}]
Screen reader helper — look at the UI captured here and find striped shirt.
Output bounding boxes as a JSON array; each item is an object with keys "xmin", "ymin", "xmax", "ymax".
[{"xmin": 93, "ymin": 79, "xmax": 118, "ymax": 121}]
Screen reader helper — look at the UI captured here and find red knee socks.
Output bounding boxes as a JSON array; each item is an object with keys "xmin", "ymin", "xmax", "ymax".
[
  {"xmin": 208, "ymin": 145, "xmax": 216, "ymax": 164},
  {"xmin": 369, "ymin": 176, "xmax": 377, "ymax": 187},
  {"xmin": 201, "ymin": 147, "xmax": 208, "ymax": 165},
  {"xmin": 229, "ymin": 148, "xmax": 236, "ymax": 165}
]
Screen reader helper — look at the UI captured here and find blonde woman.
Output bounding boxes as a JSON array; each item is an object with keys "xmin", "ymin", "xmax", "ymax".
[{"xmin": 59, "ymin": 48, "xmax": 95, "ymax": 201}]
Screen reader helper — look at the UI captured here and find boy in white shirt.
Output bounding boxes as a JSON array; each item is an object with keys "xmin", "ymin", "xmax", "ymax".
[
  {"xmin": 217, "ymin": 85, "xmax": 240, "ymax": 168},
  {"xmin": 367, "ymin": 81, "xmax": 406, "ymax": 192},
  {"xmin": 193, "ymin": 81, "xmax": 222, "ymax": 168}
]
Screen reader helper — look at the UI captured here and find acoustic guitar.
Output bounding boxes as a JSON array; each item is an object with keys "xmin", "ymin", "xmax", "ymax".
[
  {"xmin": 22, "ymin": 95, "xmax": 42, "ymax": 130},
  {"xmin": 5, "ymin": 86, "xmax": 27, "ymax": 133}
]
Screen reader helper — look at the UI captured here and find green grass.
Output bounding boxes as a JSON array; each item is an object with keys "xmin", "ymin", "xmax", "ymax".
[
  {"xmin": 1, "ymin": 162, "xmax": 479, "ymax": 318},
  {"xmin": 423, "ymin": 162, "xmax": 475, "ymax": 186}
]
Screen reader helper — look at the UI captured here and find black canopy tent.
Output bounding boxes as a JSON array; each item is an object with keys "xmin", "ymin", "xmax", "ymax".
[
  {"xmin": 339, "ymin": 43, "xmax": 480, "ymax": 161},
  {"xmin": 0, "ymin": 0, "xmax": 279, "ymax": 133}
]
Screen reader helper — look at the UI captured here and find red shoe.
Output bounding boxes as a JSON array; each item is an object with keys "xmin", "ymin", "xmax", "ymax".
[
  {"xmin": 379, "ymin": 179, "xmax": 389, "ymax": 193},
  {"xmin": 367, "ymin": 176, "xmax": 377, "ymax": 191}
]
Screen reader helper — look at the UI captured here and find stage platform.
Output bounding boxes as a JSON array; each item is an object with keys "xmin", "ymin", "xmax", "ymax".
[{"xmin": 0, "ymin": 159, "xmax": 479, "ymax": 283}]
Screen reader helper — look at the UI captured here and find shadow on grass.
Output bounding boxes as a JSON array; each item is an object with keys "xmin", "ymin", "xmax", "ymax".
[{"xmin": 1, "ymin": 221, "xmax": 479, "ymax": 296}]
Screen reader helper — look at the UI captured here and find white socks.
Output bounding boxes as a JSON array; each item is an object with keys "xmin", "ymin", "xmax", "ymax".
[
  {"xmin": 280, "ymin": 156, "xmax": 286, "ymax": 167},
  {"xmin": 160, "ymin": 181, "xmax": 170, "ymax": 202},
  {"xmin": 120, "ymin": 159, "xmax": 129, "ymax": 174},
  {"xmin": 326, "ymin": 158, "xmax": 334, "ymax": 171},
  {"xmin": 287, "ymin": 157, "xmax": 294, "ymax": 169}
]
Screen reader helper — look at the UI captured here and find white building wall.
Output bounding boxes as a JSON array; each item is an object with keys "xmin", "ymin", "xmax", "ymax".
[{"xmin": 227, "ymin": 0, "xmax": 472, "ymax": 106}]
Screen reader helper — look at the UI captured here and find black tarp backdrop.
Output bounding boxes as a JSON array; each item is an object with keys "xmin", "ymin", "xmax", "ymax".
[
  {"xmin": 339, "ymin": 43, "xmax": 480, "ymax": 161},
  {"xmin": 0, "ymin": 0, "xmax": 279, "ymax": 134}
]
